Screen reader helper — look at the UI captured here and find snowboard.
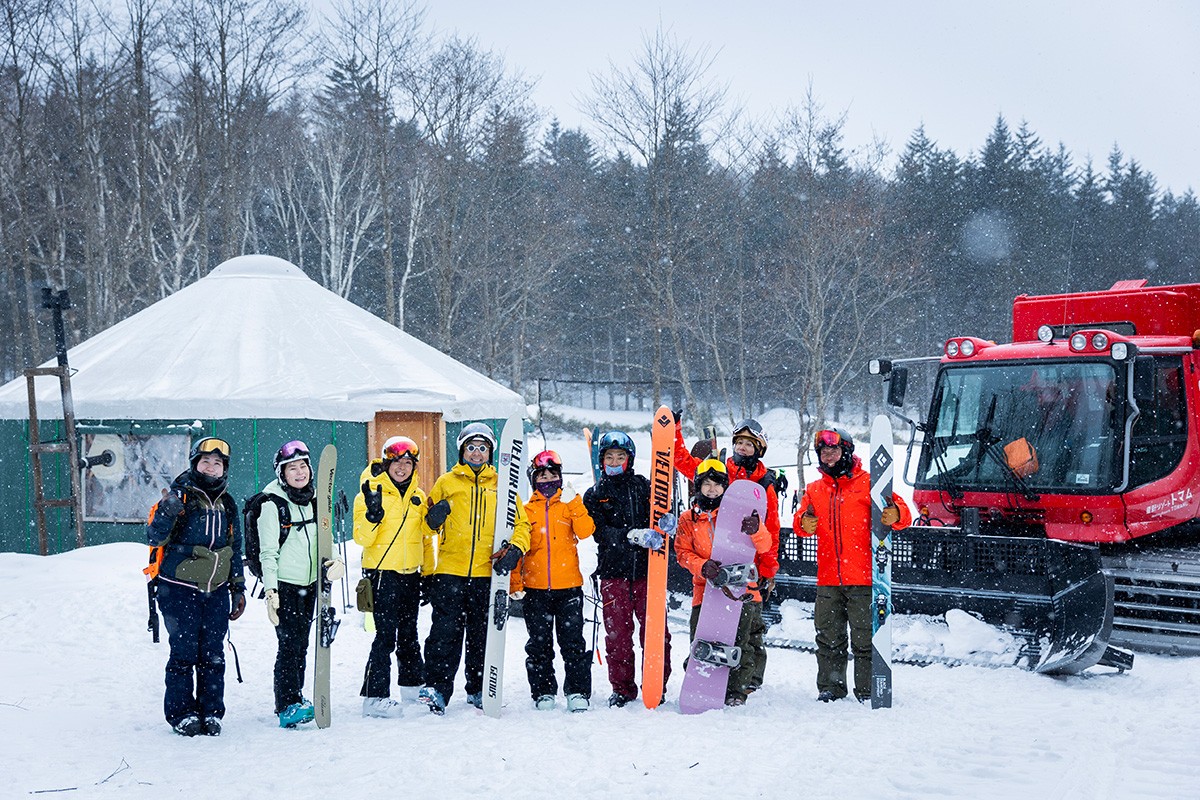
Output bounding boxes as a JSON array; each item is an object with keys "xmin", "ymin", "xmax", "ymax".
[
  {"xmin": 314, "ymin": 444, "xmax": 338, "ymax": 728},
  {"xmin": 583, "ymin": 426, "xmax": 603, "ymax": 484},
  {"xmin": 641, "ymin": 406, "xmax": 676, "ymax": 709},
  {"xmin": 679, "ymin": 479, "xmax": 768, "ymax": 714},
  {"xmin": 483, "ymin": 414, "xmax": 524, "ymax": 718},
  {"xmin": 869, "ymin": 415, "xmax": 895, "ymax": 709}
]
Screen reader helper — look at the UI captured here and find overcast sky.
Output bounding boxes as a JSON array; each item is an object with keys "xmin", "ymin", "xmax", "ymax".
[{"xmin": 383, "ymin": 0, "xmax": 1199, "ymax": 195}]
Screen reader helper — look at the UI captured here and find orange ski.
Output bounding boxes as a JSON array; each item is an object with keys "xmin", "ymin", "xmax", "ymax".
[{"xmin": 641, "ymin": 406, "xmax": 676, "ymax": 708}]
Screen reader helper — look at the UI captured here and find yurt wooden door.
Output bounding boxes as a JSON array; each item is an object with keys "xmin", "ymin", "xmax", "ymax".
[{"xmin": 368, "ymin": 412, "xmax": 443, "ymax": 496}]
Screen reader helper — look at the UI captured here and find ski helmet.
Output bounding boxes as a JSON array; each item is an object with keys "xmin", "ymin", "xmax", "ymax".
[
  {"xmin": 731, "ymin": 419, "xmax": 769, "ymax": 456},
  {"xmin": 528, "ymin": 449, "xmax": 563, "ymax": 484},
  {"xmin": 814, "ymin": 426, "xmax": 855, "ymax": 477},
  {"xmin": 456, "ymin": 422, "xmax": 497, "ymax": 463},
  {"xmin": 382, "ymin": 435, "xmax": 420, "ymax": 463},
  {"xmin": 273, "ymin": 439, "xmax": 311, "ymax": 481},
  {"xmin": 693, "ymin": 458, "xmax": 727, "ymax": 511},
  {"xmin": 190, "ymin": 436, "xmax": 231, "ymax": 470},
  {"xmin": 597, "ymin": 430, "xmax": 636, "ymax": 474}
]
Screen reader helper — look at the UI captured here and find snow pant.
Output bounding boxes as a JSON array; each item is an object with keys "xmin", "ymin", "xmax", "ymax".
[
  {"xmin": 361, "ymin": 570, "xmax": 424, "ymax": 697},
  {"xmin": 688, "ymin": 600, "xmax": 760, "ymax": 702},
  {"xmin": 744, "ymin": 600, "xmax": 767, "ymax": 690},
  {"xmin": 273, "ymin": 580, "xmax": 316, "ymax": 713},
  {"xmin": 156, "ymin": 581, "xmax": 230, "ymax": 725},
  {"xmin": 423, "ymin": 574, "xmax": 489, "ymax": 702},
  {"xmin": 814, "ymin": 585, "xmax": 873, "ymax": 699},
  {"xmin": 522, "ymin": 587, "xmax": 592, "ymax": 700},
  {"xmin": 600, "ymin": 577, "xmax": 670, "ymax": 700}
]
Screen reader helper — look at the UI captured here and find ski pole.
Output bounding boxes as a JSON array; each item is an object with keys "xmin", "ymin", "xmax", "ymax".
[{"xmin": 336, "ymin": 490, "xmax": 351, "ymax": 611}]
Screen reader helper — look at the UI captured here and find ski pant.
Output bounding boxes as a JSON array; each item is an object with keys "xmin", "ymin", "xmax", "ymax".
[
  {"xmin": 687, "ymin": 600, "xmax": 760, "ymax": 702},
  {"xmin": 814, "ymin": 585, "xmax": 873, "ymax": 699},
  {"xmin": 361, "ymin": 569, "xmax": 424, "ymax": 697},
  {"xmin": 522, "ymin": 587, "xmax": 592, "ymax": 700},
  {"xmin": 423, "ymin": 574, "xmax": 489, "ymax": 702},
  {"xmin": 273, "ymin": 580, "xmax": 316, "ymax": 713},
  {"xmin": 156, "ymin": 581, "xmax": 230, "ymax": 725},
  {"xmin": 600, "ymin": 577, "xmax": 670, "ymax": 700},
  {"xmin": 744, "ymin": 600, "xmax": 768, "ymax": 691}
]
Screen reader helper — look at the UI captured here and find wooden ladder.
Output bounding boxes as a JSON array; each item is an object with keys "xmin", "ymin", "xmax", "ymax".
[{"xmin": 25, "ymin": 364, "xmax": 85, "ymax": 555}]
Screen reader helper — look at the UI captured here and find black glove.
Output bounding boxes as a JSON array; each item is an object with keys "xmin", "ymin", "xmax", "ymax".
[
  {"xmin": 701, "ymin": 559, "xmax": 721, "ymax": 581},
  {"xmin": 362, "ymin": 480, "xmax": 384, "ymax": 524},
  {"xmin": 758, "ymin": 576, "xmax": 775, "ymax": 602},
  {"xmin": 425, "ymin": 499, "xmax": 451, "ymax": 529},
  {"xmin": 491, "ymin": 543, "xmax": 523, "ymax": 575},
  {"xmin": 419, "ymin": 575, "xmax": 433, "ymax": 606},
  {"xmin": 672, "ymin": 408, "xmax": 682, "ymax": 424},
  {"xmin": 157, "ymin": 490, "xmax": 184, "ymax": 520},
  {"xmin": 228, "ymin": 590, "xmax": 246, "ymax": 621},
  {"xmin": 741, "ymin": 511, "xmax": 761, "ymax": 536}
]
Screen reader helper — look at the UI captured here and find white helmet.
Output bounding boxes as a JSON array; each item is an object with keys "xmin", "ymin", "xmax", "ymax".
[{"xmin": 456, "ymin": 422, "xmax": 497, "ymax": 462}]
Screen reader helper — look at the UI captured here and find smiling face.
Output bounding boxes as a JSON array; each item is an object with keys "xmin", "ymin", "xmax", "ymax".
[
  {"xmin": 282, "ymin": 459, "xmax": 311, "ymax": 488},
  {"xmin": 698, "ymin": 478, "xmax": 726, "ymax": 499},
  {"xmin": 387, "ymin": 457, "xmax": 415, "ymax": 483},
  {"xmin": 818, "ymin": 444, "xmax": 843, "ymax": 468},
  {"xmin": 462, "ymin": 439, "xmax": 492, "ymax": 467},
  {"xmin": 733, "ymin": 436, "xmax": 758, "ymax": 457},
  {"xmin": 196, "ymin": 452, "xmax": 226, "ymax": 478}
]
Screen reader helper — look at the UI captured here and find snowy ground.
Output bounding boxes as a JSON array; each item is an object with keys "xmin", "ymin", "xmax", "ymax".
[{"xmin": 4, "ymin": 420, "xmax": 1200, "ymax": 798}]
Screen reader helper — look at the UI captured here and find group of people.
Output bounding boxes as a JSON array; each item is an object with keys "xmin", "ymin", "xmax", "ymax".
[{"xmin": 146, "ymin": 417, "xmax": 911, "ymax": 735}]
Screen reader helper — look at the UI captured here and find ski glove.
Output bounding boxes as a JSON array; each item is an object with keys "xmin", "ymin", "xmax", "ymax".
[
  {"xmin": 758, "ymin": 576, "xmax": 775, "ymax": 602},
  {"xmin": 627, "ymin": 528, "xmax": 664, "ymax": 550},
  {"xmin": 491, "ymin": 542, "xmax": 523, "ymax": 575},
  {"xmin": 741, "ymin": 511, "xmax": 761, "ymax": 536},
  {"xmin": 700, "ymin": 560, "xmax": 722, "ymax": 581},
  {"xmin": 228, "ymin": 590, "xmax": 246, "ymax": 621},
  {"xmin": 509, "ymin": 590, "xmax": 526, "ymax": 602},
  {"xmin": 559, "ymin": 483, "xmax": 577, "ymax": 504},
  {"xmin": 425, "ymin": 499, "xmax": 451, "ymax": 529},
  {"xmin": 157, "ymin": 489, "xmax": 185, "ymax": 520},
  {"xmin": 362, "ymin": 480, "xmax": 384, "ymax": 524},
  {"xmin": 324, "ymin": 558, "xmax": 346, "ymax": 582},
  {"xmin": 881, "ymin": 503, "xmax": 901, "ymax": 526},
  {"xmin": 265, "ymin": 588, "xmax": 280, "ymax": 626},
  {"xmin": 799, "ymin": 510, "xmax": 818, "ymax": 535}
]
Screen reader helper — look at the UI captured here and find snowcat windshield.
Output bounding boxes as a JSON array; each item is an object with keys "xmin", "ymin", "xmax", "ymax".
[{"xmin": 918, "ymin": 361, "xmax": 1122, "ymax": 494}]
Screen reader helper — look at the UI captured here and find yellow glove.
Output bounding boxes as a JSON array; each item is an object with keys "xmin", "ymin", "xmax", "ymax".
[
  {"xmin": 800, "ymin": 512, "xmax": 818, "ymax": 535},
  {"xmin": 265, "ymin": 588, "xmax": 280, "ymax": 627},
  {"xmin": 881, "ymin": 504, "xmax": 900, "ymax": 526}
]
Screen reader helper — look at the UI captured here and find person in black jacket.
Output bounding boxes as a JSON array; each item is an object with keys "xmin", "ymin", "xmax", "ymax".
[
  {"xmin": 582, "ymin": 431, "xmax": 670, "ymax": 707},
  {"xmin": 146, "ymin": 437, "xmax": 246, "ymax": 736}
]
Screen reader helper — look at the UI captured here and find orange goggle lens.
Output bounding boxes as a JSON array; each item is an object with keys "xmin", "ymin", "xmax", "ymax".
[
  {"xmin": 195, "ymin": 437, "xmax": 231, "ymax": 457},
  {"xmin": 814, "ymin": 430, "xmax": 844, "ymax": 449}
]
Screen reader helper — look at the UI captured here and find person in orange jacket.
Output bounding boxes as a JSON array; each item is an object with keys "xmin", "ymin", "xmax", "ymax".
[
  {"xmin": 674, "ymin": 416, "xmax": 779, "ymax": 693},
  {"xmin": 672, "ymin": 458, "xmax": 773, "ymax": 705},
  {"xmin": 794, "ymin": 426, "xmax": 911, "ymax": 702},
  {"xmin": 511, "ymin": 450, "xmax": 596, "ymax": 712}
]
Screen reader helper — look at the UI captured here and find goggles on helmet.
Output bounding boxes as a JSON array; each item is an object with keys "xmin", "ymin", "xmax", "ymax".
[
  {"xmin": 814, "ymin": 429, "xmax": 847, "ymax": 449},
  {"xmin": 193, "ymin": 437, "xmax": 231, "ymax": 457},
  {"xmin": 278, "ymin": 440, "xmax": 309, "ymax": 460},
  {"xmin": 383, "ymin": 436, "xmax": 420, "ymax": 461},
  {"xmin": 531, "ymin": 450, "xmax": 563, "ymax": 471}
]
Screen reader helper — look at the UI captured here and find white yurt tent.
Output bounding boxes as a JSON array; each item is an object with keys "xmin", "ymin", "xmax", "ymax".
[{"xmin": 0, "ymin": 255, "xmax": 524, "ymax": 553}]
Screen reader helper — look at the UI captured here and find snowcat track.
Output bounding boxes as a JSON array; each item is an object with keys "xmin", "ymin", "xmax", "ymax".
[
  {"xmin": 1104, "ymin": 545, "xmax": 1200, "ymax": 656},
  {"xmin": 769, "ymin": 526, "xmax": 1128, "ymax": 674}
]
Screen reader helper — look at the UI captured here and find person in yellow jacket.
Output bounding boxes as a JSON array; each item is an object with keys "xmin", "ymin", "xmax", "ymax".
[
  {"xmin": 672, "ymin": 459, "xmax": 772, "ymax": 706},
  {"xmin": 353, "ymin": 436, "xmax": 433, "ymax": 718},
  {"xmin": 510, "ymin": 450, "xmax": 596, "ymax": 712},
  {"xmin": 418, "ymin": 422, "xmax": 532, "ymax": 714}
]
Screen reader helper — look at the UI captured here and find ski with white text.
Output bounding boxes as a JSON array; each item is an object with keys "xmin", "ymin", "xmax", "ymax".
[
  {"xmin": 869, "ymin": 415, "xmax": 894, "ymax": 709},
  {"xmin": 483, "ymin": 414, "xmax": 524, "ymax": 718}
]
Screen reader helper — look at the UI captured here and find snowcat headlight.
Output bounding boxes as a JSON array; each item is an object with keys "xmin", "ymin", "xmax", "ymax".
[
  {"xmin": 960, "ymin": 339, "xmax": 976, "ymax": 356},
  {"xmin": 1037, "ymin": 325, "xmax": 1054, "ymax": 343},
  {"xmin": 1111, "ymin": 342, "xmax": 1129, "ymax": 360},
  {"xmin": 1070, "ymin": 333, "xmax": 1088, "ymax": 351},
  {"xmin": 946, "ymin": 340, "xmax": 960, "ymax": 357},
  {"xmin": 1091, "ymin": 333, "xmax": 1109, "ymax": 351}
]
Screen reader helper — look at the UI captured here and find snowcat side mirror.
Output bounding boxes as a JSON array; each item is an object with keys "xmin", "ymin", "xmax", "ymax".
[{"xmin": 886, "ymin": 366, "xmax": 909, "ymax": 408}]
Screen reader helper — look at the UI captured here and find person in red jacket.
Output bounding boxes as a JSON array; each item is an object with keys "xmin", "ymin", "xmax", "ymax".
[
  {"xmin": 672, "ymin": 459, "xmax": 772, "ymax": 706},
  {"xmin": 674, "ymin": 417, "xmax": 779, "ymax": 693},
  {"xmin": 794, "ymin": 426, "xmax": 911, "ymax": 702}
]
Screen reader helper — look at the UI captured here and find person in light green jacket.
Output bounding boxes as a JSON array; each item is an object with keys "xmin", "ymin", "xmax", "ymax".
[{"xmin": 258, "ymin": 440, "xmax": 345, "ymax": 728}]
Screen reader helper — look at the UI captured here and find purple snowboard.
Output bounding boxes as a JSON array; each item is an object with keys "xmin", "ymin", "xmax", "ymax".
[{"xmin": 679, "ymin": 479, "xmax": 768, "ymax": 714}]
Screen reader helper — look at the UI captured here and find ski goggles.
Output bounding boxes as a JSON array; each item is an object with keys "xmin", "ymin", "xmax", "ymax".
[
  {"xmin": 279, "ymin": 440, "xmax": 309, "ymax": 460},
  {"xmin": 531, "ymin": 450, "xmax": 563, "ymax": 471},
  {"xmin": 814, "ymin": 430, "xmax": 847, "ymax": 450},
  {"xmin": 383, "ymin": 437, "xmax": 420, "ymax": 461},
  {"xmin": 194, "ymin": 437, "xmax": 231, "ymax": 457}
]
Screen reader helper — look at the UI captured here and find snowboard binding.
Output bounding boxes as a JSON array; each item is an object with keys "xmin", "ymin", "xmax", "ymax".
[
  {"xmin": 710, "ymin": 562, "xmax": 758, "ymax": 588},
  {"xmin": 691, "ymin": 639, "xmax": 742, "ymax": 668}
]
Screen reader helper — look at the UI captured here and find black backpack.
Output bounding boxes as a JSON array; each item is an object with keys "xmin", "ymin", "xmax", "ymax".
[{"xmin": 242, "ymin": 492, "xmax": 291, "ymax": 580}]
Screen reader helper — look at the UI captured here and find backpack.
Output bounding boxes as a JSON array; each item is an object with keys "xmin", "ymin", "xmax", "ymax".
[{"xmin": 242, "ymin": 492, "xmax": 292, "ymax": 580}]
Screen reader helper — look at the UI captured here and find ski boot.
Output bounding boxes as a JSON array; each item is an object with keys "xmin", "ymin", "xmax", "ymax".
[
  {"xmin": 419, "ymin": 687, "xmax": 446, "ymax": 715},
  {"xmin": 566, "ymin": 693, "xmax": 590, "ymax": 713},
  {"xmin": 201, "ymin": 716, "xmax": 221, "ymax": 736},
  {"xmin": 466, "ymin": 692, "xmax": 483, "ymax": 710},
  {"xmin": 362, "ymin": 697, "xmax": 404, "ymax": 718},
  {"xmin": 171, "ymin": 714, "xmax": 203, "ymax": 737},
  {"xmin": 535, "ymin": 695, "xmax": 557, "ymax": 710}
]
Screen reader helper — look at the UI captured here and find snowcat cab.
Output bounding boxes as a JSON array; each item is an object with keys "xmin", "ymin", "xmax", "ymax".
[{"xmin": 770, "ymin": 280, "xmax": 1200, "ymax": 672}]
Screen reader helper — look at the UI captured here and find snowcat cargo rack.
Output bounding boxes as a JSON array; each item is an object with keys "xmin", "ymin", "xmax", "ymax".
[{"xmin": 767, "ymin": 522, "xmax": 1133, "ymax": 673}]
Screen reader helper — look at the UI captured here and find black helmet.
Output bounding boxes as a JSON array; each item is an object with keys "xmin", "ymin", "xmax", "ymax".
[
  {"xmin": 814, "ymin": 426, "xmax": 855, "ymax": 477},
  {"xmin": 597, "ymin": 430, "xmax": 636, "ymax": 473},
  {"xmin": 190, "ymin": 437, "xmax": 230, "ymax": 469}
]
